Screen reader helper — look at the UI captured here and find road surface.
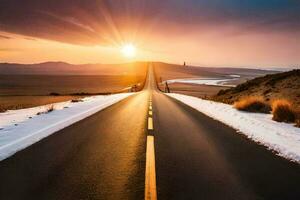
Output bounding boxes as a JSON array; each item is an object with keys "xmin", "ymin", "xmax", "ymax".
[{"xmin": 0, "ymin": 64, "xmax": 299, "ymax": 200}]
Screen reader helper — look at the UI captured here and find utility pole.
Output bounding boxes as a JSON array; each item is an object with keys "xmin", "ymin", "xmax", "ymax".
[{"xmin": 165, "ymin": 81, "xmax": 170, "ymax": 93}]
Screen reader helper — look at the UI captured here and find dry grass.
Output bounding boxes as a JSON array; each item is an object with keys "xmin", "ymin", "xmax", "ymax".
[
  {"xmin": 272, "ymin": 99, "xmax": 296, "ymax": 123},
  {"xmin": 0, "ymin": 96, "xmax": 84, "ymax": 113},
  {"xmin": 0, "ymin": 75, "xmax": 146, "ymax": 96},
  {"xmin": 234, "ymin": 96, "xmax": 271, "ymax": 113}
]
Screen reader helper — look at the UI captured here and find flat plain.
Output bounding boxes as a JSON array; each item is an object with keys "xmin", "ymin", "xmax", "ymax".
[{"xmin": 0, "ymin": 74, "xmax": 145, "ymax": 112}]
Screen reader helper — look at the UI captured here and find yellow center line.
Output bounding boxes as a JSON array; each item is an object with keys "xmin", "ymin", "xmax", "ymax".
[
  {"xmin": 148, "ymin": 117, "xmax": 153, "ymax": 130},
  {"xmin": 145, "ymin": 136, "xmax": 157, "ymax": 200},
  {"xmin": 145, "ymin": 91, "xmax": 157, "ymax": 199}
]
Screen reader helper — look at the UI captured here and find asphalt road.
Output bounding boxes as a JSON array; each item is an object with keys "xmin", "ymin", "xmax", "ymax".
[{"xmin": 0, "ymin": 64, "xmax": 300, "ymax": 200}]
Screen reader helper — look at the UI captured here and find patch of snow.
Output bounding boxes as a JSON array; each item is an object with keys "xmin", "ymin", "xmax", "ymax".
[
  {"xmin": 0, "ymin": 93, "xmax": 133, "ymax": 161},
  {"xmin": 166, "ymin": 93, "xmax": 300, "ymax": 163},
  {"xmin": 166, "ymin": 77, "xmax": 237, "ymax": 87},
  {"xmin": 229, "ymin": 74, "xmax": 241, "ymax": 78},
  {"xmin": 254, "ymin": 67, "xmax": 296, "ymax": 72}
]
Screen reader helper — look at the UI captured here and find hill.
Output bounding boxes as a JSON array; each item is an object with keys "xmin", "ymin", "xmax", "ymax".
[
  {"xmin": 213, "ymin": 70, "xmax": 300, "ymax": 109},
  {"xmin": 0, "ymin": 62, "xmax": 147, "ymax": 76},
  {"xmin": 0, "ymin": 61, "xmax": 278, "ymax": 78},
  {"xmin": 153, "ymin": 62, "xmax": 280, "ymax": 98},
  {"xmin": 153, "ymin": 62, "xmax": 277, "ymax": 81}
]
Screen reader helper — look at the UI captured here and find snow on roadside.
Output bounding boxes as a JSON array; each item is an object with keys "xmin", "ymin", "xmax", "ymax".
[
  {"xmin": 0, "ymin": 93, "xmax": 133, "ymax": 161},
  {"xmin": 166, "ymin": 93, "xmax": 300, "ymax": 163},
  {"xmin": 0, "ymin": 101, "xmax": 69, "ymax": 129}
]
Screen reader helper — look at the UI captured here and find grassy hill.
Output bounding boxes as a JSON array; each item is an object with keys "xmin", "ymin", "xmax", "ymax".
[{"xmin": 213, "ymin": 69, "xmax": 300, "ymax": 109}]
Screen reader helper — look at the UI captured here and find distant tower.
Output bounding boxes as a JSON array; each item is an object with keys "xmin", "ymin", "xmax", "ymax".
[{"xmin": 183, "ymin": 61, "xmax": 186, "ymax": 67}]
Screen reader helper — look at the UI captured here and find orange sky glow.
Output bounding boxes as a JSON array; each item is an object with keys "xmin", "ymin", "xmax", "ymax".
[{"xmin": 0, "ymin": 0, "xmax": 299, "ymax": 68}]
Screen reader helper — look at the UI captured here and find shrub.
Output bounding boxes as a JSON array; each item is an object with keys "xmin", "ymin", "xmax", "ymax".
[
  {"xmin": 234, "ymin": 96, "xmax": 271, "ymax": 113},
  {"xmin": 47, "ymin": 105, "xmax": 54, "ymax": 113},
  {"xmin": 71, "ymin": 99, "xmax": 83, "ymax": 103},
  {"xmin": 36, "ymin": 105, "xmax": 54, "ymax": 115},
  {"xmin": 295, "ymin": 119, "xmax": 300, "ymax": 128},
  {"xmin": 272, "ymin": 100, "xmax": 296, "ymax": 123},
  {"xmin": 217, "ymin": 89, "xmax": 227, "ymax": 96},
  {"xmin": 49, "ymin": 92, "xmax": 60, "ymax": 96}
]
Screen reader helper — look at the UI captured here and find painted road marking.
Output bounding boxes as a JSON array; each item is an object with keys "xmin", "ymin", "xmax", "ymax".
[
  {"xmin": 148, "ymin": 117, "xmax": 153, "ymax": 130},
  {"xmin": 145, "ymin": 92, "xmax": 157, "ymax": 200},
  {"xmin": 145, "ymin": 136, "xmax": 157, "ymax": 200}
]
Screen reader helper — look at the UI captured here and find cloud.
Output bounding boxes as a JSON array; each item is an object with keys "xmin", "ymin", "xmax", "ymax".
[
  {"xmin": 0, "ymin": 0, "xmax": 299, "ymax": 45},
  {"xmin": 0, "ymin": 34, "xmax": 12, "ymax": 40}
]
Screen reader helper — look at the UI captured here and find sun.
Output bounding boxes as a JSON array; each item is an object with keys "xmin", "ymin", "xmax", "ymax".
[{"xmin": 121, "ymin": 43, "xmax": 136, "ymax": 58}]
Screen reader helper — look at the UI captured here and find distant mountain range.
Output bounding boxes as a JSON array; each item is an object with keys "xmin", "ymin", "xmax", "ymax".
[
  {"xmin": 0, "ymin": 62, "xmax": 147, "ymax": 75},
  {"xmin": 0, "ymin": 61, "xmax": 282, "ymax": 76}
]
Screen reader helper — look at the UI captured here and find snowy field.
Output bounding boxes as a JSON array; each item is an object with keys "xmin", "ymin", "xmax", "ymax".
[
  {"xmin": 166, "ymin": 76, "xmax": 239, "ymax": 87},
  {"xmin": 167, "ymin": 93, "xmax": 300, "ymax": 163},
  {"xmin": 0, "ymin": 93, "xmax": 133, "ymax": 161}
]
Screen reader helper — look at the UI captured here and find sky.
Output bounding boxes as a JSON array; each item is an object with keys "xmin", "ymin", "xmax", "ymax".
[{"xmin": 0, "ymin": 0, "xmax": 300, "ymax": 68}]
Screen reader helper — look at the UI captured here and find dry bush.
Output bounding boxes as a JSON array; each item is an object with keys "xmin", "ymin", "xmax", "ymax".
[
  {"xmin": 295, "ymin": 119, "xmax": 300, "ymax": 128},
  {"xmin": 234, "ymin": 96, "xmax": 271, "ymax": 113},
  {"xmin": 71, "ymin": 99, "xmax": 83, "ymax": 103},
  {"xmin": 37, "ymin": 104, "xmax": 54, "ymax": 115},
  {"xmin": 47, "ymin": 105, "xmax": 54, "ymax": 113},
  {"xmin": 272, "ymin": 100, "xmax": 296, "ymax": 123}
]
